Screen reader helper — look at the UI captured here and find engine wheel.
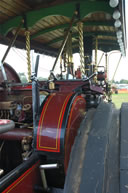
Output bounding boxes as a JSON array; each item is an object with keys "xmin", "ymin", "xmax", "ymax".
[{"xmin": 64, "ymin": 102, "xmax": 120, "ymax": 193}]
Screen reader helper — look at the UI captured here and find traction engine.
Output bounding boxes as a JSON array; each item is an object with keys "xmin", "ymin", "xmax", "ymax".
[{"xmin": 0, "ymin": 8, "xmax": 117, "ymax": 193}]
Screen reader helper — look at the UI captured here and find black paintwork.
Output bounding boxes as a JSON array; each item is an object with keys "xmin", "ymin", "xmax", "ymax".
[{"xmin": 120, "ymin": 103, "xmax": 128, "ymax": 193}]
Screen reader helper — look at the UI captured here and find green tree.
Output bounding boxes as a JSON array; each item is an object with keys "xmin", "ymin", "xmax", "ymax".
[{"xmin": 120, "ymin": 79, "xmax": 128, "ymax": 84}]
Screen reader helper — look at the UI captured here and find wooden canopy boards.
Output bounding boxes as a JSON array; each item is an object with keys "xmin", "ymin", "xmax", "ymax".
[{"xmin": 0, "ymin": 0, "xmax": 126, "ymax": 55}]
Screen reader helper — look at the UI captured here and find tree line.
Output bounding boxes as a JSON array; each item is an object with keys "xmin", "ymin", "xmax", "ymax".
[{"xmin": 112, "ymin": 79, "xmax": 128, "ymax": 84}]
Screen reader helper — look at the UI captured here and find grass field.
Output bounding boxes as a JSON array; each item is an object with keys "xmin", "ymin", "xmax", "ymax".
[{"xmin": 112, "ymin": 93, "xmax": 128, "ymax": 109}]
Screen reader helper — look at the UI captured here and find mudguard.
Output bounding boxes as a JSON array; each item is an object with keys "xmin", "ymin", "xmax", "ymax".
[{"xmin": 34, "ymin": 92, "xmax": 86, "ymax": 160}]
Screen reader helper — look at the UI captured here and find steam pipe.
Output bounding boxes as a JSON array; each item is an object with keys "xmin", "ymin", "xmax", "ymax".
[
  {"xmin": 0, "ymin": 61, "xmax": 7, "ymax": 81},
  {"xmin": 40, "ymin": 164, "xmax": 59, "ymax": 170},
  {"xmin": 0, "ymin": 119, "xmax": 15, "ymax": 134},
  {"xmin": 31, "ymin": 52, "xmax": 40, "ymax": 129}
]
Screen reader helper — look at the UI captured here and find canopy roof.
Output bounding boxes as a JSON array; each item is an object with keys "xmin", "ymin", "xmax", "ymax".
[{"xmin": 0, "ymin": 0, "xmax": 126, "ymax": 56}]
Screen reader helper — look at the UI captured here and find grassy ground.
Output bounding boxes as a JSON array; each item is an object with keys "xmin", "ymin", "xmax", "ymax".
[{"xmin": 112, "ymin": 93, "xmax": 128, "ymax": 109}]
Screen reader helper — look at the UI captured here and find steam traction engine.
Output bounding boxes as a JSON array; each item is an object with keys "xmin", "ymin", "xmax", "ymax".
[
  {"xmin": 0, "ymin": 59, "xmax": 104, "ymax": 192},
  {"xmin": 0, "ymin": 0, "xmax": 127, "ymax": 193}
]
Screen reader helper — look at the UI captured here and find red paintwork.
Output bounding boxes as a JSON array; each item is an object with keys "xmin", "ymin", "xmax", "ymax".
[
  {"xmin": 10, "ymin": 80, "xmax": 84, "ymax": 92},
  {"xmin": 39, "ymin": 80, "xmax": 86, "ymax": 93},
  {"xmin": 11, "ymin": 85, "xmax": 32, "ymax": 90},
  {"xmin": 2, "ymin": 162, "xmax": 40, "ymax": 193},
  {"xmin": 10, "ymin": 80, "xmax": 103, "ymax": 95},
  {"xmin": 37, "ymin": 92, "xmax": 73, "ymax": 152},
  {"xmin": 0, "ymin": 128, "xmax": 32, "ymax": 140},
  {"xmin": 97, "ymin": 72, "xmax": 106, "ymax": 81},
  {"xmin": 0, "ymin": 87, "xmax": 32, "ymax": 103},
  {"xmin": 64, "ymin": 96, "xmax": 86, "ymax": 172},
  {"xmin": 36, "ymin": 91, "xmax": 86, "ymax": 166},
  {"xmin": 75, "ymin": 67, "xmax": 82, "ymax": 79},
  {"xmin": 90, "ymin": 85, "xmax": 103, "ymax": 94},
  {"xmin": 56, "ymin": 81, "xmax": 85, "ymax": 92}
]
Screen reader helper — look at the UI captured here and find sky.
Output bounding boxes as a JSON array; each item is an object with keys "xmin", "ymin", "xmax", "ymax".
[{"xmin": 0, "ymin": 1, "xmax": 128, "ymax": 82}]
